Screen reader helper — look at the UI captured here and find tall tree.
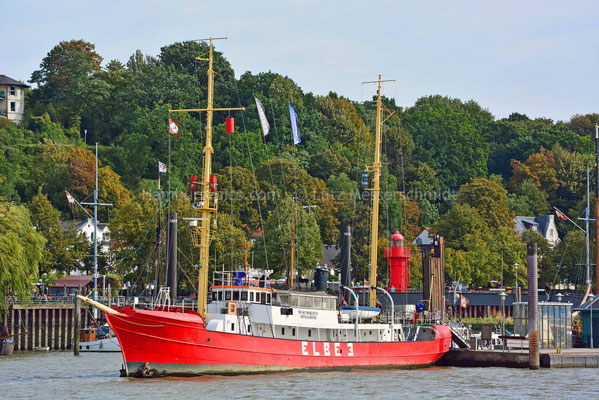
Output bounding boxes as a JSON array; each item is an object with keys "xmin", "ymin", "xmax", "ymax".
[
  {"xmin": 0, "ymin": 202, "xmax": 46, "ymax": 312},
  {"xmin": 403, "ymin": 95, "xmax": 492, "ymax": 189}
]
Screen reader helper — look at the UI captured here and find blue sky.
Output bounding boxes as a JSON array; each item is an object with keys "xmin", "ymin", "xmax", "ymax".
[{"xmin": 1, "ymin": 0, "xmax": 598, "ymax": 121}]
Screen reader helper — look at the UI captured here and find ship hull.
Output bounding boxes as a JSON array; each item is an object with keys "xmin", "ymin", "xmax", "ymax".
[{"xmin": 107, "ymin": 307, "xmax": 451, "ymax": 377}]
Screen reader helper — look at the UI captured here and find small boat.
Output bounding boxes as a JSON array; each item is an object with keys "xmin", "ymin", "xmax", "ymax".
[
  {"xmin": 0, "ymin": 339, "xmax": 14, "ymax": 356},
  {"xmin": 340, "ymin": 305, "xmax": 381, "ymax": 320},
  {"xmin": 79, "ymin": 326, "xmax": 121, "ymax": 352},
  {"xmin": 35, "ymin": 346, "xmax": 50, "ymax": 352}
]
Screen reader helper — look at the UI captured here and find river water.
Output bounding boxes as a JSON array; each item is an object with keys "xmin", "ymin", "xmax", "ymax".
[{"xmin": 1, "ymin": 351, "xmax": 596, "ymax": 399}]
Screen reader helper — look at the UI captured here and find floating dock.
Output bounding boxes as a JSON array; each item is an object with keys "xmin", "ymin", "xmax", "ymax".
[{"xmin": 436, "ymin": 348, "xmax": 599, "ymax": 368}]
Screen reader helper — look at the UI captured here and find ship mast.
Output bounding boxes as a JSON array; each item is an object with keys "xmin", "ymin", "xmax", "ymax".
[
  {"xmin": 169, "ymin": 37, "xmax": 244, "ymax": 317},
  {"xmin": 362, "ymin": 75, "xmax": 394, "ymax": 308}
]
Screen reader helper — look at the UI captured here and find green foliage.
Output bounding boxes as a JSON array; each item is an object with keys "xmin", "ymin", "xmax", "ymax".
[
  {"xmin": 7, "ymin": 38, "xmax": 599, "ymax": 291},
  {"xmin": 403, "ymin": 95, "xmax": 491, "ymax": 189},
  {"xmin": 254, "ymin": 197, "xmax": 323, "ymax": 277},
  {"xmin": 0, "ymin": 202, "xmax": 46, "ymax": 312}
]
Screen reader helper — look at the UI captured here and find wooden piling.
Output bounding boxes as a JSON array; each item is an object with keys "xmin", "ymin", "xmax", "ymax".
[
  {"xmin": 74, "ymin": 291, "xmax": 80, "ymax": 356},
  {"xmin": 528, "ymin": 243, "xmax": 540, "ymax": 370}
]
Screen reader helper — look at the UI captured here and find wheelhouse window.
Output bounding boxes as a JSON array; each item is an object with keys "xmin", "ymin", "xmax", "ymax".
[
  {"xmin": 249, "ymin": 292, "xmax": 254, "ymax": 302},
  {"xmin": 281, "ymin": 327, "xmax": 285, "ymax": 335},
  {"xmin": 225, "ymin": 291, "xmax": 231, "ymax": 300},
  {"xmin": 211, "ymin": 292, "xmax": 217, "ymax": 301},
  {"xmin": 266, "ymin": 293, "xmax": 271, "ymax": 304},
  {"xmin": 241, "ymin": 291, "xmax": 248, "ymax": 301},
  {"xmin": 308, "ymin": 329, "xmax": 311, "ymax": 337},
  {"xmin": 233, "ymin": 290, "xmax": 240, "ymax": 300},
  {"xmin": 217, "ymin": 291, "xmax": 223, "ymax": 301}
]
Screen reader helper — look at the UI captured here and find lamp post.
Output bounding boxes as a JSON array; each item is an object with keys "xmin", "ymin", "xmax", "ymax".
[
  {"xmin": 590, "ymin": 293, "xmax": 595, "ymax": 349},
  {"xmin": 500, "ymin": 291, "xmax": 507, "ymax": 349},
  {"xmin": 557, "ymin": 293, "xmax": 563, "ymax": 303}
]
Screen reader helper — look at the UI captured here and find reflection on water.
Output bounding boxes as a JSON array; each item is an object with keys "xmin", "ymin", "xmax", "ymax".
[{"xmin": 1, "ymin": 351, "xmax": 598, "ymax": 399}]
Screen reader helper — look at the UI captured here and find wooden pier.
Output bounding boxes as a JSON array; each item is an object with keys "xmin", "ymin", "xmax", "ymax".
[{"xmin": 3, "ymin": 301, "xmax": 93, "ymax": 351}]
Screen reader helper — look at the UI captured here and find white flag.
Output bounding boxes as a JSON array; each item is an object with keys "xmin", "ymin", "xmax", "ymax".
[
  {"xmin": 254, "ymin": 96, "xmax": 270, "ymax": 136},
  {"xmin": 158, "ymin": 161, "xmax": 167, "ymax": 173}
]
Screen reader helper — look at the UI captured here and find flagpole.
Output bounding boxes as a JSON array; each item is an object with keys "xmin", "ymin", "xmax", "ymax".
[
  {"xmin": 156, "ymin": 163, "xmax": 162, "ymax": 299},
  {"xmin": 93, "ymin": 142, "xmax": 98, "ymax": 318}
]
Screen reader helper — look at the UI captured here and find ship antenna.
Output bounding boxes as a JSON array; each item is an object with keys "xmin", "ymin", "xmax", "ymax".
[
  {"xmin": 361, "ymin": 75, "xmax": 395, "ymax": 308},
  {"xmin": 170, "ymin": 36, "xmax": 244, "ymax": 318}
]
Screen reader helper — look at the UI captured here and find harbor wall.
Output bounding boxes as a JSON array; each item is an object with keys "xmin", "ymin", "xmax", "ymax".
[{"xmin": 3, "ymin": 302, "xmax": 93, "ymax": 350}]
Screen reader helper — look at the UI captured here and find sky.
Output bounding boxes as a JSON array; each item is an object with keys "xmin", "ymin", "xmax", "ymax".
[{"xmin": 1, "ymin": 0, "xmax": 598, "ymax": 122}]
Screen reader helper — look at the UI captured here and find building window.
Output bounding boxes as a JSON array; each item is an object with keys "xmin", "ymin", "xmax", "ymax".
[
  {"xmin": 10, "ymin": 102, "xmax": 16, "ymax": 112},
  {"xmin": 10, "ymin": 86, "xmax": 16, "ymax": 96}
]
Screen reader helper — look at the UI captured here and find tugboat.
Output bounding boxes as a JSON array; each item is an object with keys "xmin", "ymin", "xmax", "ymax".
[{"xmin": 79, "ymin": 37, "xmax": 451, "ymax": 377}]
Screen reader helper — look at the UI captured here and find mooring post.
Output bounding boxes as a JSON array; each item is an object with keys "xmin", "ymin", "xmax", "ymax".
[
  {"xmin": 527, "ymin": 243, "xmax": 539, "ymax": 369},
  {"xmin": 74, "ymin": 290, "xmax": 80, "ymax": 356}
]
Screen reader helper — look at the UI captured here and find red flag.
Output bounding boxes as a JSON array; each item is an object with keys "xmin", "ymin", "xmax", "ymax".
[
  {"xmin": 555, "ymin": 210, "xmax": 567, "ymax": 221},
  {"xmin": 169, "ymin": 119, "xmax": 179, "ymax": 134},
  {"xmin": 460, "ymin": 295, "xmax": 469, "ymax": 308},
  {"xmin": 65, "ymin": 191, "xmax": 76, "ymax": 204}
]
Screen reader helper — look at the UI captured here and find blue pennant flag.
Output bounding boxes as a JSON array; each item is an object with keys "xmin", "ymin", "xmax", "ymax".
[{"xmin": 289, "ymin": 104, "xmax": 301, "ymax": 145}]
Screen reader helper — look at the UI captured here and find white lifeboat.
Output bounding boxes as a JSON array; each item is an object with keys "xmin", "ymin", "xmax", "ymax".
[{"xmin": 340, "ymin": 305, "xmax": 381, "ymax": 320}]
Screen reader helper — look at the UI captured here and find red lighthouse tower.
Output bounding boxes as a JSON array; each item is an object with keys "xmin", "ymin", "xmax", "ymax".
[{"xmin": 384, "ymin": 231, "xmax": 411, "ymax": 293}]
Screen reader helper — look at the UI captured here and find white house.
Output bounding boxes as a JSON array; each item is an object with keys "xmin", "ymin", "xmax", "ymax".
[
  {"xmin": 60, "ymin": 218, "xmax": 111, "ymax": 254},
  {"xmin": 0, "ymin": 75, "xmax": 29, "ymax": 125},
  {"xmin": 514, "ymin": 215, "xmax": 560, "ymax": 248}
]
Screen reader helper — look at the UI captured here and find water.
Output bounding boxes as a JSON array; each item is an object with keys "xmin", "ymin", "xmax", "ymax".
[{"xmin": 1, "ymin": 351, "xmax": 597, "ymax": 399}]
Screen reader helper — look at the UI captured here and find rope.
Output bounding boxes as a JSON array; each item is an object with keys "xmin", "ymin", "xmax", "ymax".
[{"xmin": 234, "ymin": 84, "xmax": 269, "ymax": 270}]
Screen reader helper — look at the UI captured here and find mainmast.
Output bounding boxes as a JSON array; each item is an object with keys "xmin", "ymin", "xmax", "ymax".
[
  {"xmin": 169, "ymin": 37, "xmax": 244, "ymax": 317},
  {"xmin": 362, "ymin": 75, "xmax": 394, "ymax": 308}
]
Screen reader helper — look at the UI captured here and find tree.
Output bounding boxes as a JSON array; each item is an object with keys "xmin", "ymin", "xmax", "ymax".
[
  {"xmin": 28, "ymin": 189, "xmax": 87, "ymax": 275},
  {"xmin": 0, "ymin": 202, "xmax": 46, "ymax": 312},
  {"xmin": 109, "ymin": 191, "xmax": 158, "ymax": 278},
  {"xmin": 457, "ymin": 177, "xmax": 514, "ymax": 232},
  {"xmin": 254, "ymin": 197, "xmax": 323, "ymax": 277},
  {"xmin": 68, "ymin": 147, "xmax": 96, "ymax": 198},
  {"xmin": 30, "ymin": 40, "xmax": 103, "ymax": 112},
  {"xmin": 509, "ymin": 148, "xmax": 558, "ymax": 196},
  {"xmin": 403, "ymin": 95, "xmax": 492, "ymax": 189}
]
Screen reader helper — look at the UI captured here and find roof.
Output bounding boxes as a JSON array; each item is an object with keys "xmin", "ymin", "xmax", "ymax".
[
  {"xmin": 413, "ymin": 228, "xmax": 434, "ymax": 247},
  {"xmin": 60, "ymin": 218, "xmax": 108, "ymax": 232},
  {"xmin": 321, "ymin": 244, "xmax": 340, "ymax": 267},
  {"xmin": 574, "ymin": 296, "xmax": 599, "ymax": 311},
  {"xmin": 514, "ymin": 215, "xmax": 554, "ymax": 237},
  {"xmin": 52, "ymin": 275, "xmax": 114, "ymax": 288},
  {"xmin": 0, "ymin": 75, "xmax": 29, "ymax": 87},
  {"xmin": 54, "ymin": 276, "xmax": 93, "ymax": 288}
]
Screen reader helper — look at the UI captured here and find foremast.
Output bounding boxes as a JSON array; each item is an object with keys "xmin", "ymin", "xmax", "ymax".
[
  {"xmin": 363, "ymin": 75, "xmax": 394, "ymax": 308},
  {"xmin": 169, "ymin": 37, "xmax": 244, "ymax": 318}
]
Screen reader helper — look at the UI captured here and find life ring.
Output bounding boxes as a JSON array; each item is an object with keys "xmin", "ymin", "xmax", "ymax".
[{"xmin": 226, "ymin": 302, "xmax": 237, "ymax": 315}]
